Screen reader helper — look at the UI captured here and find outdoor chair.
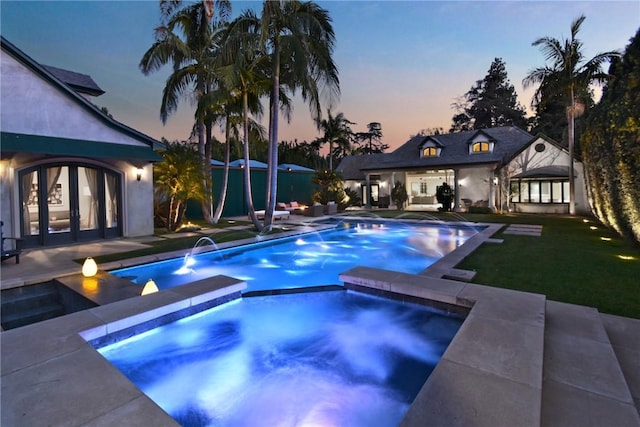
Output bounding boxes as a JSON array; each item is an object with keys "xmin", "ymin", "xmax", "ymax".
[{"xmin": 1, "ymin": 221, "xmax": 23, "ymax": 264}]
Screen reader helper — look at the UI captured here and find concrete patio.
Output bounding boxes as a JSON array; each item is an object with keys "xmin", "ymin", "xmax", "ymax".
[{"xmin": 1, "ymin": 217, "xmax": 638, "ymax": 426}]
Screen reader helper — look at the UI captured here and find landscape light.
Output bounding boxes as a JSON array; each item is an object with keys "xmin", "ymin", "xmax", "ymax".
[
  {"xmin": 141, "ymin": 279, "xmax": 159, "ymax": 295},
  {"xmin": 82, "ymin": 257, "xmax": 98, "ymax": 277}
]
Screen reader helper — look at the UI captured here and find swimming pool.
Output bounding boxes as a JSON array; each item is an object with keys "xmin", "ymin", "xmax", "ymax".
[
  {"xmin": 112, "ymin": 219, "xmax": 481, "ymax": 292},
  {"xmin": 97, "ymin": 289, "xmax": 464, "ymax": 427}
]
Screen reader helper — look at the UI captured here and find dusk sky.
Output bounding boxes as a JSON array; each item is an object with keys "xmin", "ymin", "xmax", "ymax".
[{"xmin": 2, "ymin": 1, "xmax": 638, "ymax": 152}]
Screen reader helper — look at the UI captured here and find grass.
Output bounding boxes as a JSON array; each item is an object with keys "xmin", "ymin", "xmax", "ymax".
[{"xmin": 92, "ymin": 211, "xmax": 640, "ymax": 319}]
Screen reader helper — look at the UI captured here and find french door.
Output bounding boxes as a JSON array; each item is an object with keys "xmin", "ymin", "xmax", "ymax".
[{"xmin": 19, "ymin": 163, "xmax": 121, "ymax": 247}]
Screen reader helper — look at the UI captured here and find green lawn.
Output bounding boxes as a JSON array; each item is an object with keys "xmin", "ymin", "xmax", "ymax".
[{"xmin": 94, "ymin": 211, "xmax": 640, "ymax": 319}]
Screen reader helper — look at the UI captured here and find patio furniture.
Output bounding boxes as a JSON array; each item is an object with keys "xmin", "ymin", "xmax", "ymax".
[
  {"xmin": 1, "ymin": 221, "xmax": 23, "ymax": 264},
  {"xmin": 325, "ymin": 202, "xmax": 338, "ymax": 215},
  {"xmin": 253, "ymin": 210, "xmax": 290, "ymax": 220},
  {"xmin": 307, "ymin": 204, "xmax": 324, "ymax": 217}
]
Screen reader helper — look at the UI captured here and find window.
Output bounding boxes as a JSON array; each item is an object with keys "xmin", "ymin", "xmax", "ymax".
[
  {"xmin": 422, "ymin": 147, "xmax": 438, "ymax": 157},
  {"xmin": 471, "ymin": 141, "xmax": 491, "ymax": 153},
  {"xmin": 510, "ymin": 180, "xmax": 570, "ymax": 204}
]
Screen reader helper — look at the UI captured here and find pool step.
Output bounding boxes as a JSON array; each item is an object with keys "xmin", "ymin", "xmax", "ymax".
[
  {"xmin": 0, "ymin": 283, "xmax": 65, "ymax": 330},
  {"xmin": 540, "ymin": 301, "xmax": 640, "ymax": 426}
]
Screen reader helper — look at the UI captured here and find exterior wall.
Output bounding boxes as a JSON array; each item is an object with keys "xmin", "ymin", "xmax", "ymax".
[
  {"xmin": 124, "ymin": 162, "xmax": 154, "ymax": 237},
  {"xmin": 506, "ymin": 137, "xmax": 589, "ymax": 215},
  {"xmin": 1, "ymin": 52, "xmax": 147, "ymax": 147},
  {"xmin": 0, "ymin": 156, "xmax": 154, "ymax": 239},
  {"xmin": 0, "ymin": 49, "xmax": 157, "ymax": 243},
  {"xmin": 457, "ymin": 166, "xmax": 493, "ymax": 209}
]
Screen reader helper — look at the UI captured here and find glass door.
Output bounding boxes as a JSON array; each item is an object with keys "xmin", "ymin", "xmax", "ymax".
[{"xmin": 18, "ymin": 164, "xmax": 121, "ymax": 247}]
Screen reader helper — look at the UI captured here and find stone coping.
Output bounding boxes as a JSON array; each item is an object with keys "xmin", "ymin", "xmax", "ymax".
[
  {"xmin": 1, "ymin": 276, "xmax": 246, "ymax": 427},
  {"xmin": 2, "ymin": 265, "xmax": 547, "ymax": 427},
  {"xmin": 339, "ymin": 266, "xmax": 546, "ymax": 427}
]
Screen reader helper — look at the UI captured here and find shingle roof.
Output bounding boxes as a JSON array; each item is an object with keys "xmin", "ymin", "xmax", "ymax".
[
  {"xmin": 358, "ymin": 126, "xmax": 534, "ymax": 171},
  {"xmin": 278, "ymin": 163, "xmax": 315, "ymax": 172},
  {"xmin": 336, "ymin": 153, "xmax": 388, "ymax": 180},
  {"xmin": 43, "ymin": 65, "xmax": 105, "ymax": 97}
]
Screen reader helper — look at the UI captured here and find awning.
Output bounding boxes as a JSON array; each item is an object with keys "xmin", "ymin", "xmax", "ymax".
[
  {"xmin": 511, "ymin": 165, "xmax": 575, "ymax": 179},
  {"xmin": 1, "ymin": 132, "xmax": 162, "ymax": 162}
]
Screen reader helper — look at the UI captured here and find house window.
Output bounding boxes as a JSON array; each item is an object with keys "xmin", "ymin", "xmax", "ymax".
[
  {"xmin": 422, "ymin": 147, "xmax": 438, "ymax": 157},
  {"xmin": 510, "ymin": 180, "xmax": 569, "ymax": 204},
  {"xmin": 471, "ymin": 141, "xmax": 491, "ymax": 153}
]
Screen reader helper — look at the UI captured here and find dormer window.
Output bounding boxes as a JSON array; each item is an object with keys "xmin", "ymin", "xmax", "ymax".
[
  {"xmin": 420, "ymin": 139, "xmax": 441, "ymax": 158},
  {"xmin": 471, "ymin": 141, "xmax": 492, "ymax": 153},
  {"xmin": 422, "ymin": 147, "xmax": 439, "ymax": 157}
]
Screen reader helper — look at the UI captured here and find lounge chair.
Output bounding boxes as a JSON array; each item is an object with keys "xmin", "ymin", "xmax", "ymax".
[
  {"xmin": 1, "ymin": 221, "xmax": 23, "ymax": 264},
  {"xmin": 253, "ymin": 210, "xmax": 290, "ymax": 220}
]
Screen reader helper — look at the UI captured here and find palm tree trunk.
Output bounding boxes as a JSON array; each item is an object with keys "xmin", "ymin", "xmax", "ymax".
[
  {"xmin": 213, "ymin": 116, "xmax": 232, "ymax": 223},
  {"xmin": 264, "ymin": 41, "xmax": 281, "ymax": 231},
  {"xmin": 243, "ymin": 91, "xmax": 262, "ymax": 231},
  {"xmin": 567, "ymin": 87, "xmax": 576, "ymax": 215}
]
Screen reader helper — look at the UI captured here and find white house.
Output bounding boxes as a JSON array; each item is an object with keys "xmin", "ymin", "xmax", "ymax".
[
  {"xmin": 1, "ymin": 37, "xmax": 161, "ymax": 248},
  {"xmin": 337, "ymin": 126, "xmax": 589, "ymax": 215}
]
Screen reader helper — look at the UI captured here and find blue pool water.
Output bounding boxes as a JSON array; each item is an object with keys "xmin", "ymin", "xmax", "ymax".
[
  {"xmin": 98, "ymin": 290, "xmax": 464, "ymax": 427},
  {"xmin": 113, "ymin": 220, "xmax": 480, "ymax": 292}
]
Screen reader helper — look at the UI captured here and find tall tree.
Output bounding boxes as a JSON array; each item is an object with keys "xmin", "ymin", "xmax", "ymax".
[
  {"xmin": 259, "ymin": 0, "xmax": 340, "ymax": 230},
  {"xmin": 315, "ymin": 109, "xmax": 354, "ymax": 170},
  {"xmin": 581, "ymin": 29, "xmax": 640, "ymax": 243},
  {"xmin": 450, "ymin": 58, "xmax": 528, "ymax": 132},
  {"xmin": 140, "ymin": 1, "xmax": 231, "ymax": 223},
  {"xmin": 523, "ymin": 15, "xmax": 620, "ymax": 215},
  {"xmin": 354, "ymin": 122, "xmax": 388, "ymax": 154}
]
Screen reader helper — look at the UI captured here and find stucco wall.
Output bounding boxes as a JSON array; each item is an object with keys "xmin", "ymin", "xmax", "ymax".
[
  {"xmin": 457, "ymin": 166, "xmax": 493, "ymax": 207},
  {"xmin": 1, "ymin": 51, "xmax": 147, "ymax": 147},
  {"xmin": 123, "ymin": 163, "xmax": 154, "ymax": 237},
  {"xmin": 507, "ymin": 137, "xmax": 589, "ymax": 215}
]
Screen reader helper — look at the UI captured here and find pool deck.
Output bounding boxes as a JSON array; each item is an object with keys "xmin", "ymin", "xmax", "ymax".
[{"xmin": 1, "ymin": 217, "xmax": 639, "ymax": 426}]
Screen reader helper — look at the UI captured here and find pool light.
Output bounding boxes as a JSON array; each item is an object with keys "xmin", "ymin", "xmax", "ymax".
[
  {"xmin": 141, "ymin": 279, "xmax": 159, "ymax": 295},
  {"xmin": 82, "ymin": 257, "xmax": 98, "ymax": 277}
]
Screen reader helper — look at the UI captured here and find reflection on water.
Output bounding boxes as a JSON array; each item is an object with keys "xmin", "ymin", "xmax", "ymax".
[
  {"xmin": 98, "ymin": 291, "xmax": 464, "ymax": 427},
  {"xmin": 113, "ymin": 221, "xmax": 479, "ymax": 292}
]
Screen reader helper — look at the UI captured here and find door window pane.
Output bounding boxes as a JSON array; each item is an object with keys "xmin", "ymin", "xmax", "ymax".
[
  {"xmin": 541, "ymin": 182, "xmax": 551, "ymax": 203},
  {"xmin": 552, "ymin": 182, "xmax": 563, "ymax": 203},
  {"xmin": 529, "ymin": 182, "xmax": 540, "ymax": 203},
  {"xmin": 47, "ymin": 166, "xmax": 70, "ymax": 234},
  {"xmin": 79, "ymin": 167, "xmax": 98, "ymax": 231},
  {"xmin": 22, "ymin": 171, "xmax": 39, "ymax": 235},
  {"xmin": 510, "ymin": 181, "xmax": 520, "ymax": 202},
  {"xmin": 520, "ymin": 182, "xmax": 530, "ymax": 202},
  {"xmin": 562, "ymin": 182, "xmax": 570, "ymax": 203},
  {"xmin": 105, "ymin": 173, "xmax": 119, "ymax": 228}
]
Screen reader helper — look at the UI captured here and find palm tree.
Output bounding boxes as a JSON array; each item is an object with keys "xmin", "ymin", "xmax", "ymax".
[
  {"xmin": 140, "ymin": 1, "xmax": 231, "ymax": 223},
  {"xmin": 523, "ymin": 15, "xmax": 620, "ymax": 214},
  {"xmin": 316, "ymin": 109, "xmax": 354, "ymax": 170},
  {"xmin": 259, "ymin": 0, "xmax": 340, "ymax": 230},
  {"xmin": 214, "ymin": 11, "xmax": 274, "ymax": 229}
]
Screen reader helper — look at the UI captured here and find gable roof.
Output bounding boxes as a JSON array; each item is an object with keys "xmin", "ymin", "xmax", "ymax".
[
  {"xmin": 42, "ymin": 65, "xmax": 105, "ymax": 97},
  {"xmin": 358, "ymin": 126, "xmax": 534, "ymax": 172},
  {"xmin": 0, "ymin": 36, "xmax": 160, "ymax": 158}
]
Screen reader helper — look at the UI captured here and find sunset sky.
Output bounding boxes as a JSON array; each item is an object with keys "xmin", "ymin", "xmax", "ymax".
[{"xmin": 2, "ymin": 1, "xmax": 638, "ymax": 152}]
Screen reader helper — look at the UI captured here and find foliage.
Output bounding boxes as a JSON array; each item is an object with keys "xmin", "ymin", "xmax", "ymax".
[
  {"xmin": 343, "ymin": 186, "xmax": 361, "ymax": 207},
  {"xmin": 260, "ymin": 0, "xmax": 340, "ymax": 229},
  {"xmin": 315, "ymin": 109, "xmax": 355, "ymax": 170},
  {"xmin": 522, "ymin": 15, "xmax": 621, "ymax": 215},
  {"xmin": 353, "ymin": 122, "xmax": 389, "ymax": 155},
  {"xmin": 390, "ymin": 181, "xmax": 408, "ymax": 210},
  {"xmin": 140, "ymin": 1, "xmax": 230, "ymax": 223},
  {"xmin": 581, "ymin": 29, "xmax": 640, "ymax": 244},
  {"xmin": 154, "ymin": 142, "xmax": 208, "ymax": 231},
  {"xmin": 450, "ymin": 58, "xmax": 528, "ymax": 132},
  {"xmin": 311, "ymin": 169, "xmax": 347, "ymax": 206}
]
